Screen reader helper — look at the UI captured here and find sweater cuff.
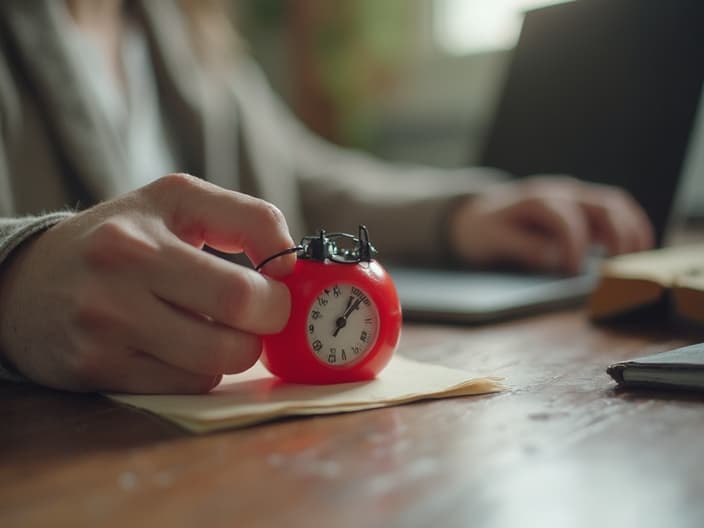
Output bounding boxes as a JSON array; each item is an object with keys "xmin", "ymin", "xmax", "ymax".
[
  {"xmin": 0, "ymin": 212, "xmax": 74, "ymax": 266},
  {"xmin": 0, "ymin": 212, "xmax": 74, "ymax": 383}
]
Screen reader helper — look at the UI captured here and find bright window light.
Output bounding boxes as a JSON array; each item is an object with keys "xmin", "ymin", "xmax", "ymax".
[{"xmin": 435, "ymin": 0, "xmax": 575, "ymax": 54}]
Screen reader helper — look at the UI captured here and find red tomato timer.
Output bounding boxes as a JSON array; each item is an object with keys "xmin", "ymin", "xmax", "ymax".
[{"xmin": 258, "ymin": 226, "xmax": 402, "ymax": 384}]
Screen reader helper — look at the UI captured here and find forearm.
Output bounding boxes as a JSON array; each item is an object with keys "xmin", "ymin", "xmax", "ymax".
[
  {"xmin": 229, "ymin": 57, "xmax": 509, "ymax": 264},
  {"xmin": 294, "ymin": 142, "xmax": 509, "ymax": 264}
]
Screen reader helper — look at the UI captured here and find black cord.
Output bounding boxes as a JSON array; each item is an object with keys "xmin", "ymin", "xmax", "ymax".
[{"xmin": 255, "ymin": 246, "xmax": 303, "ymax": 272}]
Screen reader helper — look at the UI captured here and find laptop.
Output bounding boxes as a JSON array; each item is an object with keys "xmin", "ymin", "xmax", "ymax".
[{"xmin": 391, "ymin": 0, "xmax": 704, "ymax": 323}]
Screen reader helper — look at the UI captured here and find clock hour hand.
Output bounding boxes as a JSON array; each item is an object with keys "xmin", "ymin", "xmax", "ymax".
[{"xmin": 333, "ymin": 296, "xmax": 362, "ymax": 337}]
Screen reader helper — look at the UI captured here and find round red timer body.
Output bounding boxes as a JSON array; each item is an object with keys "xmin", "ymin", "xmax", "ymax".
[{"xmin": 261, "ymin": 258, "xmax": 402, "ymax": 384}]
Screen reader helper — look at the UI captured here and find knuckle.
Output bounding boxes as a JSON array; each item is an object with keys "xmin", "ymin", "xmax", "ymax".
[
  {"xmin": 203, "ymin": 332, "xmax": 261, "ymax": 375},
  {"xmin": 83, "ymin": 218, "xmax": 157, "ymax": 270},
  {"xmin": 83, "ymin": 220, "xmax": 127, "ymax": 264},
  {"xmin": 524, "ymin": 195, "xmax": 550, "ymax": 211},
  {"xmin": 253, "ymin": 200, "xmax": 287, "ymax": 231},
  {"xmin": 228, "ymin": 334, "xmax": 262, "ymax": 373},
  {"xmin": 594, "ymin": 186, "xmax": 628, "ymax": 208},
  {"xmin": 591, "ymin": 202, "xmax": 612, "ymax": 222},
  {"xmin": 143, "ymin": 174, "xmax": 204, "ymax": 212},
  {"xmin": 517, "ymin": 179, "xmax": 541, "ymax": 196},
  {"xmin": 610, "ymin": 187, "xmax": 633, "ymax": 208},
  {"xmin": 557, "ymin": 175, "xmax": 580, "ymax": 187},
  {"xmin": 545, "ymin": 196, "xmax": 573, "ymax": 218},
  {"xmin": 213, "ymin": 334, "xmax": 261, "ymax": 374},
  {"xmin": 269, "ymin": 284, "xmax": 292, "ymax": 333},
  {"xmin": 204, "ymin": 333, "xmax": 237, "ymax": 373},
  {"xmin": 150, "ymin": 173, "xmax": 201, "ymax": 194},
  {"xmin": 147, "ymin": 174, "xmax": 210, "ymax": 242},
  {"xmin": 217, "ymin": 272, "xmax": 258, "ymax": 325}
]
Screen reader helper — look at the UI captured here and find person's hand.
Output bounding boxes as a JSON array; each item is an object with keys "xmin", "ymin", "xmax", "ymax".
[
  {"xmin": 449, "ymin": 176, "xmax": 654, "ymax": 274},
  {"xmin": 0, "ymin": 174, "xmax": 295, "ymax": 393}
]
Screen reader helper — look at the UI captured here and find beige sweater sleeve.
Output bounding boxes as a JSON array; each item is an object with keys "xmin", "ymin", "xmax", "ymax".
[
  {"xmin": 0, "ymin": 132, "xmax": 74, "ymax": 381},
  {"xmin": 231, "ymin": 59, "xmax": 509, "ymax": 266},
  {"xmin": 0, "ymin": 214, "xmax": 74, "ymax": 382},
  {"xmin": 0, "ymin": 46, "xmax": 77, "ymax": 381}
]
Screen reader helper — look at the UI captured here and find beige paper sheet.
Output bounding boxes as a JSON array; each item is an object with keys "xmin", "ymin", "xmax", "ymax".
[{"xmin": 108, "ymin": 356, "xmax": 502, "ymax": 433}]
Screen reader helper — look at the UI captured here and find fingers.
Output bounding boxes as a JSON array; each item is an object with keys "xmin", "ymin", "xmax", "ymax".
[
  {"xmin": 451, "ymin": 177, "xmax": 656, "ymax": 274},
  {"xmin": 511, "ymin": 192, "xmax": 653, "ymax": 273},
  {"xmin": 486, "ymin": 226, "xmax": 564, "ymax": 272},
  {"xmin": 521, "ymin": 177, "xmax": 655, "ymax": 254},
  {"xmin": 147, "ymin": 240, "xmax": 291, "ymax": 334},
  {"xmin": 510, "ymin": 198, "xmax": 589, "ymax": 274},
  {"xmin": 580, "ymin": 199, "xmax": 631, "ymax": 255},
  {"xmin": 98, "ymin": 351, "xmax": 223, "ymax": 394},
  {"xmin": 580, "ymin": 187, "xmax": 655, "ymax": 254},
  {"xmin": 67, "ymin": 274, "xmax": 264, "ymax": 390},
  {"xmin": 146, "ymin": 174, "xmax": 296, "ymax": 278},
  {"xmin": 608, "ymin": 189, "xmax": 654, "ymax": 251},
  {"xmin": 63, "ymin": 311, "xmax": 225, "ymax": 393},
  {"xmin": 83, "ymin": 283, "xmax": 264, "ymax": 378},
  {"xmin": 130, "ymin": 296, "xmax": 262, "ymax": 377}
]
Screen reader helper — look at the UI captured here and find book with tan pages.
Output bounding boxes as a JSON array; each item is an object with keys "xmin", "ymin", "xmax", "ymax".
[{"xmin": 588, "ymin": 244, "xmax": 704, "ymax": 324}]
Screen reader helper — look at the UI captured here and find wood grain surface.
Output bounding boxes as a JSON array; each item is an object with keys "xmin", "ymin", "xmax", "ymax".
[{"xmin": 3, "ymin": 308, "xmax": 704, "ymax": 528}]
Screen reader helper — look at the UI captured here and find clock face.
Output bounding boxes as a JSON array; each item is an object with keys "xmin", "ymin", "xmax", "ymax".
[{"xmin": 306, "ymin": 282, "xmax": 380, "ymax": 367}]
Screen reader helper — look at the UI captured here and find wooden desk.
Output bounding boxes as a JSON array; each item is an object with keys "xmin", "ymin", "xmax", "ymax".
[{"xmin": 3, "ymin": 308, "xmax": 704, "ymax": 528}]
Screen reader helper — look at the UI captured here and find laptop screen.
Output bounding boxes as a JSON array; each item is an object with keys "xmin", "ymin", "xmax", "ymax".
[{"xmin": 479, "ymin": 0, "xmax": 704, "ymax": 246}]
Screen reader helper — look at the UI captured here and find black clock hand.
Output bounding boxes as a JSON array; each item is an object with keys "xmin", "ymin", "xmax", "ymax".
[
  {"xmin": 333, "ymin": 296, "xmax": 362, "ymax": 337},
  {"xmin": 333, "ymin": 297, "xmax": 354, "ymax": 337},
  {"xmin": 344, "ymin": 297, "xmax": 362, "ymax": 318}
]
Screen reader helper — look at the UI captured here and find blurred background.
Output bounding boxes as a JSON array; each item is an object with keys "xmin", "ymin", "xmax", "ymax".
[
  {"xmin": 234, "ymin": 0, "xmax": 569, "ymax": 166},
  {"xmin": 232, "ymin": 0, "xmax": 704, "ymax": 217}
]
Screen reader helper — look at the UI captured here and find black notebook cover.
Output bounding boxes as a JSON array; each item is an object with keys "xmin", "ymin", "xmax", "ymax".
[{"xmin": 607, "ymin": 343, "xmax": 704, "ymax": 391}]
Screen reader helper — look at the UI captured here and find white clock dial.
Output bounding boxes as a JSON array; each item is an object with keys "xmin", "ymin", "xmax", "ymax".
[{"xmin": 306, "ymin": 283, "xmax": 379, "ymax": 366}]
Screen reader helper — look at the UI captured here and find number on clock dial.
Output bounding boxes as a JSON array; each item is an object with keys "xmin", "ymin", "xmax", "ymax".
[{"xmin": 306, "ymin": 283, "xmax": 379, "ymax": 366}]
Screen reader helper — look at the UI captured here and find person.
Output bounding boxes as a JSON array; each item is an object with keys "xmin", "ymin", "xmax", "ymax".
[{"xmin": 0, "ymin": 0, "xmax": 653, "ymax": 394}]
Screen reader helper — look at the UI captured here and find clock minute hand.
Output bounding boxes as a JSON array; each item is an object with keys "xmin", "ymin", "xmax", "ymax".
[
  {"xmin": 344, "ymin": 297, "xmax": 362, "ymax": 318},
  {"xmin": 342, "ymin": 295, "xmax": 354, "ymax": 314},
  {"xmin": 333, "ymin": 296, "xmax": 361, "ymax": 337}
]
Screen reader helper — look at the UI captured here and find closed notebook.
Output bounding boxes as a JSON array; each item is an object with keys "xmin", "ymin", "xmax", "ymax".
[{"xmin": 607, "ymin": 342, "xmax": 704, "ymax": 391}]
